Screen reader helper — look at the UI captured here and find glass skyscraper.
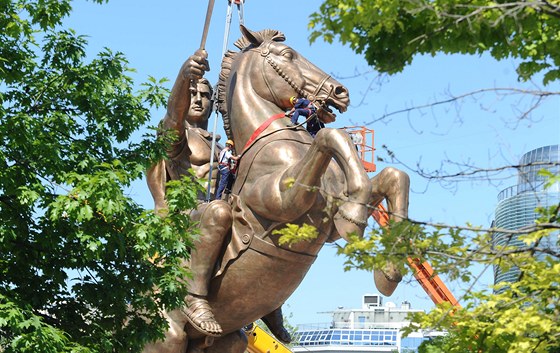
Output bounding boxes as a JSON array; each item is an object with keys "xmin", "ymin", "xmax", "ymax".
[{"xmin": 492, "ymin": 144, "xmax": 560, "ymax": 286}]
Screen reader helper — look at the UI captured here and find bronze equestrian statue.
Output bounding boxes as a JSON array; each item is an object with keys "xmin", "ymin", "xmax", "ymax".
[{"xmin": 143, "ymin": 26, "xmax": 410, "ymax": 353}]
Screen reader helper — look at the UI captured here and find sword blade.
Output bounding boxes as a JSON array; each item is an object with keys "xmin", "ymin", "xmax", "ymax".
[{"xmin": 200, "ymin": 0, "xmax": 216, "ymax": 50}]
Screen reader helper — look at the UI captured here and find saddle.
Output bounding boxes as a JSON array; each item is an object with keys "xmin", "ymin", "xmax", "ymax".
[
  {"xmin": 213, "ymin": 131, "xmax": 317, "ymax": 277},
  {"xmin": 214, "ymin": 194, "xmax": 317, "ymax": 278}
]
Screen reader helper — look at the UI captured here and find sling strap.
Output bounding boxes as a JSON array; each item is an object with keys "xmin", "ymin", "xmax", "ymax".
[{"xmin": 242, "ymin": 112, "xmax": 286, "ymax": 152}]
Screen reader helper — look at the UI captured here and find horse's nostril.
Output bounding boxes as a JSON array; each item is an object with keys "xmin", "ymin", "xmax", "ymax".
[{"xmin": 334, "ymin": 86, "xmax": 348, "ymax": 96}]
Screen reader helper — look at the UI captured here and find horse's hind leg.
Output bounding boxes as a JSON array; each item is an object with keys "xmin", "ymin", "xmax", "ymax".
[
  {"xmin": 261, "ymin": 306, "xmax": 292, "ymax": 343},
  {"xmin": 370, "ymin": 167, "xmax": 410, "ymax": 296}
]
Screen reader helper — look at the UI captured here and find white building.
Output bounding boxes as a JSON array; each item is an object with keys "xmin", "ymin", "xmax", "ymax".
[{"xmin": 292, "ymin": 294, "xmax": 445, "ymax": 353}]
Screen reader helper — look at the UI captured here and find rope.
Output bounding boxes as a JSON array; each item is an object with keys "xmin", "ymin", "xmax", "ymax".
[{"xmin": 205, "ymin": 0, "xmax": 246, "ymax": 201}]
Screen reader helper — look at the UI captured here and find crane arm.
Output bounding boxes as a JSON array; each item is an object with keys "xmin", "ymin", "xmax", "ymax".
[{"xmin": 246, "ymin": 325, "xmax": 292, "ymax": 353}]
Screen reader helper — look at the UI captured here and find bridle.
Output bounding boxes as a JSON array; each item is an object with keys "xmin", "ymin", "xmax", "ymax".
[{"xmin": 255, "ymin": 41, "xmax": 335, "ymax": 108}]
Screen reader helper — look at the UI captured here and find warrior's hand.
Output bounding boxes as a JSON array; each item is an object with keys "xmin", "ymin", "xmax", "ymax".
[{"xmin": 182, "ymin": 49, "xmax": 210, "ymax": 81}]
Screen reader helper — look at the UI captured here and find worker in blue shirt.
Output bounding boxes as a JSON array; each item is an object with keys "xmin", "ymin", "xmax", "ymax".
[{"xmin": 286, "ymin": 96, "xmax": 316, "ymax": 126}]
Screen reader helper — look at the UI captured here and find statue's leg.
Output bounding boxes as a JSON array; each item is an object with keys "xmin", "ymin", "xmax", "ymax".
[
  {"xmin": 203, "ymin": 330, "xmax": 247, "ymax": 353},
  {"xmin": 186, "ymin": 336, "xmax": 216, "ymax": 353},
  {"xmin": 184, "ymin": 200, "xmax": 232, "ymax": 336},
  {"xmin": 141, "ymin": 308, "xmax": 188, "ymax": 353},
  {"xmin": 370, "ymin": 167, "xmax": 411, "ymax": 296},
  {"xmin": 260, "ymin": 306, "xmax": 292, "ymax": 344}
]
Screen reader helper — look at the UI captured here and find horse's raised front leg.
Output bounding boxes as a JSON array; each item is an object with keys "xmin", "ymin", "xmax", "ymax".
[
  {"xmin": 369, "ymin": 167, "xmax": 410, "ymax": 296},
  {"xmin": 370, "ymin": 167, "xmax": 410, "ymax": 222},
  {"xmin": 243, "ymin": 128, "xmax": 372, "ymax": 235}
]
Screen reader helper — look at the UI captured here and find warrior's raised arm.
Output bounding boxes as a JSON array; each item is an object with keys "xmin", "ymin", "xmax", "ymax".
[
  {"xmin": 146, "ymin": 49, "xmax": 212, "ymax": 212},
  {"xmin": 161, "ymin": 49, "xmax": 210, "ymax": 133}
]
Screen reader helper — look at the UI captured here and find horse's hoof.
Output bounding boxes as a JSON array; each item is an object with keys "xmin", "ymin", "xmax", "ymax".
[
  {"xmin": 273, "ymin": 327, "xmax": 292, "ymax": 344},
  {"xmin": 183, "ymin": 295, "xmax": 223, "ymax": 337},
  {"xmin": 261, "ymin": 320, "xmax": 292, "ymax": 344},
  {"xmin": 334, "ymin": 204, "xmax": 368, "ymax": 237},
  {"xmin": 373, "ymin": 263, "xmax": 402, "ymax": 296},
  {"xmin": 261, "ymin": 309, "xmax": 292, "ymax": 344}
]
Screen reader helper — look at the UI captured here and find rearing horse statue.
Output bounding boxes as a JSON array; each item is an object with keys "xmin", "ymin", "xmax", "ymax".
[{"xmin": 142, "ymin": 26, "xmax": 410, "ymax": 353}]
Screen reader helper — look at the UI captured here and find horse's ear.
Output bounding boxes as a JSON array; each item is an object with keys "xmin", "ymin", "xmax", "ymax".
[{"xmin": 240, "ymin": 24, "xmax": 261, "ymax": 46}]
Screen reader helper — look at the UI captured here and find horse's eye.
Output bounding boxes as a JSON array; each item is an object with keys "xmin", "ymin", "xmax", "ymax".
[{"xmin": 282, "ymin": 51, "xmax": 294, "ymax": 60}]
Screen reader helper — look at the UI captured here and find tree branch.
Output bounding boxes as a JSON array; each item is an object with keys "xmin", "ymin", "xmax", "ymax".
[{"xmin": 367, "ymin": 87, "xmax": 559, "ymax": 125}]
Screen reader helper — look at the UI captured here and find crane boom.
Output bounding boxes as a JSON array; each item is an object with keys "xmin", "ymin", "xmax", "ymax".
[{"xmin": 245, "ymin": 325, "xmax": 292, "ymax": 353}]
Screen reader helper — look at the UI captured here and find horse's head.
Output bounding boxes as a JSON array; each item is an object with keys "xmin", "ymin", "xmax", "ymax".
[
  {"xmin": 239, "ymin": 25, "xmax": 349, "ymax": 123},
  {"xmin": 218, "ymin": 26, "xmax": 350, "ymax": 144}
]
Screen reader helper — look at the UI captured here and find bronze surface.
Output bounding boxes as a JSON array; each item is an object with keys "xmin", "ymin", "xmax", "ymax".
[{"xmin": 143, "ymin": 27, "xmax": 410, "ymax": 353}]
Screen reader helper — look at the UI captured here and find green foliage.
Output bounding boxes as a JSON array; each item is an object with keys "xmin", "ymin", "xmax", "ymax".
[
  {"xmin": 0, "ymin": 1, "xmax": 198, "ymax": 351},
  {"xmin": 339, "ymin": 219, "xmax": 476, "ymax": 283},
  {"xmin": 417, "ymin": 336, "xmax": 450, "ymax": 353},
  {"xmin": 406, "ymin": 252, "xmax": 559, "ymax": 352},
  {"xmin": 273, "ymin": 223, "xmax": 320, "ymax": 247},
  {"xmin": 309, "ymin": 0, "xmax": 560, "ymax": 83},
  {"xmin": 307, "ymin": 1, "xmax": 560, "ymax": 350},
  {"xmin": 540, "ymin": 169, "xmax": 560, "ymax": 190}
]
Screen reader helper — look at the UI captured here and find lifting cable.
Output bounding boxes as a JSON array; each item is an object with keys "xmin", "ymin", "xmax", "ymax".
[{"xmin": 205, "ymin": 0, "xmax": 246, "ymax": 201}]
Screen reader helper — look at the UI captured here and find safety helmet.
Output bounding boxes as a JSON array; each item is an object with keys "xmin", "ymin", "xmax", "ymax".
[
  {"xmin": 226, "ymin": 139, "xmax": 234, "ymax": 147},
  {"xmin": 290, "ymin": 96, "xmax": 297, "ymax": 105}
]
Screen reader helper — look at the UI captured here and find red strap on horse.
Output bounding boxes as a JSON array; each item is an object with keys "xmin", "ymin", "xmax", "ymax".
[{"xmin": 242, "ymin": 113, "xmax": 286, "ymax": 152}]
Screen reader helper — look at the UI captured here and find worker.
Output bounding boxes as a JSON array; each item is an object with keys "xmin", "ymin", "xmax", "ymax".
[
  {"xmin": 216, "ymin": 139, "xmax": 239, "ymax": 200},
  {"xmin": 350, "ymin": 132, "xmax": 363, "ymax": 152},
  {"xmin": 286, "ymin": 96, "xmax": 316, "ymax": 126},
  {"xmin": 306, "ymin": 116, "xmax": 325, "ymax": 137},
  {"xmin": 146, "ymin": 50, "xmax": 290, "ymax": 341}
]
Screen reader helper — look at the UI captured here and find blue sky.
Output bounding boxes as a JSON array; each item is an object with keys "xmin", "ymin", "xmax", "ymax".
[{"xmin": 66, "ymin": 0, "xmax": 559, "ymax": 325}]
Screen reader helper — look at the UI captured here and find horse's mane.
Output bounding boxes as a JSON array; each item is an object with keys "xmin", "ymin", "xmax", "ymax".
[{"xmin": 217, "ymin": 28, "xmax": 286, "ymax": 142}]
